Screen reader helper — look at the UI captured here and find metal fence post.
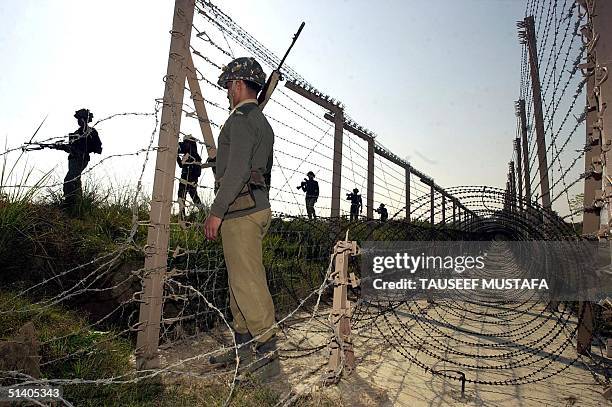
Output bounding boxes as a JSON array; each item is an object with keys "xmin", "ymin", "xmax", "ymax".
[
  {"xmin": 286, "ymin": 82, "xmax": 344, "ymax": 219},
  {"xmin": 516, "ymin": 99, "xmax": 532, "ymax": 205},
  {"xmin": 520, "ymin": 17, "xmax": 552, "ymax": 209},
  {"xmin": 136, "ymin": 0, "xmax": 195, "ymax": 371},
  {"xmin": 515, "ymin": 138, "xmax": 523, "ymax": 210},
  {"xmin": 406, "ymin": 166, "xmax": 411, "ymax": 220},
  {"xmin": 442, "ymin": 193, "xmax": 446, "ymax": 225},
  {"xmin": 331, "ymin": 108, "xmax": 344, "ymax": 218},
  {"xmin": 367, "ymin": 139, "xmax": 375, "ymax": 219},
  {"xmin": 430, "ymin": 182, "xmax": 435, "ymax": 225},
  {"xmin": 185, "ymin": 52, "xmax": 217, "ymax": 161}
]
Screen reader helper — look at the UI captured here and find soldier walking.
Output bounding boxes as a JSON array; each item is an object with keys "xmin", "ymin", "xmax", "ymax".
[
  {"xmin": 204, "ymin": 57, "xmax": 279, "ymax": 380},
  {"xmin": 297, "ymin": 171, "xmax": 319, "ymax": 219},
  {"xmin": 176, "ymin": 135, "xmax": 202, "ymax": 218},
  {"xmin": 346, "ymin": 188, "xmax": 362, "ymax": 222}
]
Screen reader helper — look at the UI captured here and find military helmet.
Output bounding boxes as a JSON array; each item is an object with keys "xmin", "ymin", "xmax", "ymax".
[
  {"xmin": 353, "ymin": 188, "xmax": 359, "ymax": 193},
  {"xmin": 307, "ymin": 171, "xmax": 315, "ymax": 178},
  {"xmin": 179, "ymin": 134, "xmax": 197, "ymax": 154},
  {"xmin": 217, "ymin": 57, "xmax": 266, "ymax": 89},
  {"xmin": 74, "ymin": 108, "xmax": 93, "ymax": 123},
  {"xmin": 379, "ymin": 203, "xmax": 385, "ymax": 207}
]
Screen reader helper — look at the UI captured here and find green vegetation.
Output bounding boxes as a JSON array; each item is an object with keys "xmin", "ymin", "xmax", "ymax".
[
  {"xmin": 0, "ymin": 175, "xmax": 347, "ymax": 405},
  {"xmin": 0, "ymin": 292, "xmax": 340, "ymax": 406}
]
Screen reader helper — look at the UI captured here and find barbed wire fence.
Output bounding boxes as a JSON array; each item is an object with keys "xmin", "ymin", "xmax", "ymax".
[
  {"xmin": 0, "ymin": 0, "xmax": 609, "ymax": 405},
  {"xmin": 511, "ymin": 0, "xmax": 588, "ymax": 220},
  {"xmin": 507, "ymin": 0, "xmax": 612, "ymax": 400}
]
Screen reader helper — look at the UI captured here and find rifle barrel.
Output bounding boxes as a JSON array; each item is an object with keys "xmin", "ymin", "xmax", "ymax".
[
  {"xmin": 258, "ymin": 22, "xmax": 305, "ymax": 108},
  {"xmin": 278, "ymin": 22, "xmax": 305, "ymax": 69}
]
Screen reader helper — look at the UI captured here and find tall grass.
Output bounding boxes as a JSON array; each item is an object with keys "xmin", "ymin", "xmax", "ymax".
[{"xmin": 0, "ymin": 154, "xmax": 53, "ymax": 261}]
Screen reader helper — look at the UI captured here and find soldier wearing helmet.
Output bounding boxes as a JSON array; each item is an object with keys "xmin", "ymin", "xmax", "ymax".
[
  {"xmin": 375, "ymin": 203, "xmax": 388, "ymax": 222},
  {"xmin": 176, "ymin": 134, "xmax": 202, "ymax": 218},
  {"xmin": 204, "ymin": 57, "xmax": 278, "ymax": 380},
  {"xmin": 297, "ymin": 171, "xmax": 319, "ymax": 219},
  {"xmin": 346, "ymin": 188, "xmax": 362, "ymax": 222},
  {"xmin": 62, "ymin": 108, "xmax": 101, "ymax": 211}
]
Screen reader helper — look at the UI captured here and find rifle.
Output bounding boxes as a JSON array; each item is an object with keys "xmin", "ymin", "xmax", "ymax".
[
  {"xmin": 22, "ymin": 141, "xmax": 69, "ymax": 152},
  {"xmin": 257, "ymin": 22, "xmax": 305, "ymax": 111},
  {"xmin": 297, "ymin": 178, "xmax": 308, "ymax": 190}
]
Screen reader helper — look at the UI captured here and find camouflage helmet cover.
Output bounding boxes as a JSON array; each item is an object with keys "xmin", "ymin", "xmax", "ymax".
[{"xmin": 217, "ymin": 57, "xmax": 266, "ymax": 89}]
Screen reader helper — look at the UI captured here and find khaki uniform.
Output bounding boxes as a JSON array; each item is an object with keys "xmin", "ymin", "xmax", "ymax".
[
  {"xmin": 211, "ymin": 99, "xmax": 276, "ymax": 342},
  {"xmin": 220, "ymin": 208, "xmax": 274, "ymax": 340}
]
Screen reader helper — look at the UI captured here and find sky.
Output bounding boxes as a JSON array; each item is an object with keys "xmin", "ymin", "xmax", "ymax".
[
  {"xmin": 217, "ymin": 0, "xmax": 528, "ymax": 188},
  {"xmin": 1, "ymin": 0, "xmax": 575, "ymax": 216}
]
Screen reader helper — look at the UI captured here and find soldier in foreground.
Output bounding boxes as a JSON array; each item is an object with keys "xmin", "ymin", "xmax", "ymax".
[
  {"xmin": 297, "ymin": 171, "xmax": 319, "ymax": 219},
  {"xmin": 346, "ymin": 188, "xmax": 362, "ymax": 221},
  {"xmin": 176, "ymin": 135, "xmax": 202, "ymax": 219},
  {"xmin": 375, "ymin": 203, "xmax": 388, "ymax": 221},
  {"xmin": 203, "ymin": 57, "xmax": 278, "ymax": 380},
  {"xmin": 63, "ymin": 108, "xmax": 102, "ymax": 210}
]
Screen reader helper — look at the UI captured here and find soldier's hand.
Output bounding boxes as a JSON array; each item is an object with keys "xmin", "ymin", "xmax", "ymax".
[{"xmin": 204, "ymin": 214, "xmax": 222, "ymax": 240}]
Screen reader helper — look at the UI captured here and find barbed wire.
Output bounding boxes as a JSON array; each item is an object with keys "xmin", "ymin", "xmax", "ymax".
[{"xmin": 1, "ymin": 2, "xmax": 608, "ymax": 406}]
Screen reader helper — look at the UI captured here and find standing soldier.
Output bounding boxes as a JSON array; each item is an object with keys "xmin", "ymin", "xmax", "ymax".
[
  {"xmin": 297, "ymin": 171, "xmax": 319, "ymax": 219},
  {"xmin": 62, "ymin": 108, "xmax": 102, "ymax": 210},
  {"xmin": 375, "ymin": 203, "xmax": 388, "ymax": 221},
  {"xmin": 176, "ymin": 135, "xmax": 202, "ymax": 219},
  {"xmin": 346, "ymin": 188, "xmax": 362, "ymax": 222},
  {"xmin": 204, "ymin": 57, "xmax": 278, "ymax": 380}
]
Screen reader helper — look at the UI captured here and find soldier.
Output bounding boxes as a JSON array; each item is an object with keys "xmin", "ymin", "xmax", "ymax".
[
  {"xmin": 176, "ymin": 135, "xmax": 202, "ymax": 219},
  {"xmin": 297, "ymin": 171, "xmax": 319, "ymax": 219},
  {"xmin": 204, "ymin": 57, "xmax": 278, "ymax": 380},
  {"xmin": 62, "ymin": 108, "xmax": 102, "ymax": 210},
  {"xmin": 346, "ymin": 188, "xmax": 362, "ymax": 222},
  {"xmin": 375, "ymin": 203, "xmax": 388, "ymax": 222}
]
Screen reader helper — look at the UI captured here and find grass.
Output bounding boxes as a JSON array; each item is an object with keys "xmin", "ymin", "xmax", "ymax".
[
  {"xmin": 0, "ymin": 291, "xmax": 309, "ymax": 406},
  {"xmin": 0, "ymin": 172, "xmax": 340, "ymax": 404}
]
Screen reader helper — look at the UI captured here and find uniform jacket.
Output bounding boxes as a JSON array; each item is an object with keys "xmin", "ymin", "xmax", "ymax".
[{"xmin": 210, "ymin": 99, "xmax": 274, "ymax": 219}]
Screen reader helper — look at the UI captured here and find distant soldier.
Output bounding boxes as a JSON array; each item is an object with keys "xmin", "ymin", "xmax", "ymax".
[
  {"xmin": 375, "ymin": 203, "xmax": 388, "ymax": 222},
  {"xmin": 297, "ymin": 171, "xmax": 319, "ymax": 219},
  {"xmin": 177, "ymin": 135, "xmax": 202, "ymax": 218},
  {"xmin": 346, "ymin": 188, "xmax": 362, "ymax": 222},
  {"xmin": 62, "ymin": 108, "xmax": 102, "ymax": 210}
]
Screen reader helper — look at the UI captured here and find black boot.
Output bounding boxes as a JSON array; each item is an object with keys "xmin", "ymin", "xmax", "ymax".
[
  {"xmin": 237, "ymin": 337, "xmax": 280, "ymax": 381},
  {"xmin": 209, "ymin": 332, "xmax": 252, "ymax": 365}
]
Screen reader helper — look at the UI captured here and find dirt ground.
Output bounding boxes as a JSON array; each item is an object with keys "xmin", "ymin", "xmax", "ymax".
[{"xmin": 159, "ymin": 300, "xmax": 610, "ymax": 406}]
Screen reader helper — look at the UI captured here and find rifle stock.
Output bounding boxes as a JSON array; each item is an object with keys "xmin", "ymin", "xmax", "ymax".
[{"xmin": 258, "ymin": 71, "xmax": 281, "ymax": 111}]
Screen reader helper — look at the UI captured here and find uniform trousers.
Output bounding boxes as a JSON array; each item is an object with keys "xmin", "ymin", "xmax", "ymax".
[{"xmin": 220, "ymin": 208, "xmax": 276, "ymax": 342}]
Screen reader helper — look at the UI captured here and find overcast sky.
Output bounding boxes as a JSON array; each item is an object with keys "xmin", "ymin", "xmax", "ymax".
[{"xmin": 1, "ymin": 0, "xmax": 555, "ymax": 216}]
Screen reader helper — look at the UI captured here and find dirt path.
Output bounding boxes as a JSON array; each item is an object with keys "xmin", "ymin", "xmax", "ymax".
[{"xmin": 159, "ymin": 301, "xmax": 609, "ymax": 406}]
